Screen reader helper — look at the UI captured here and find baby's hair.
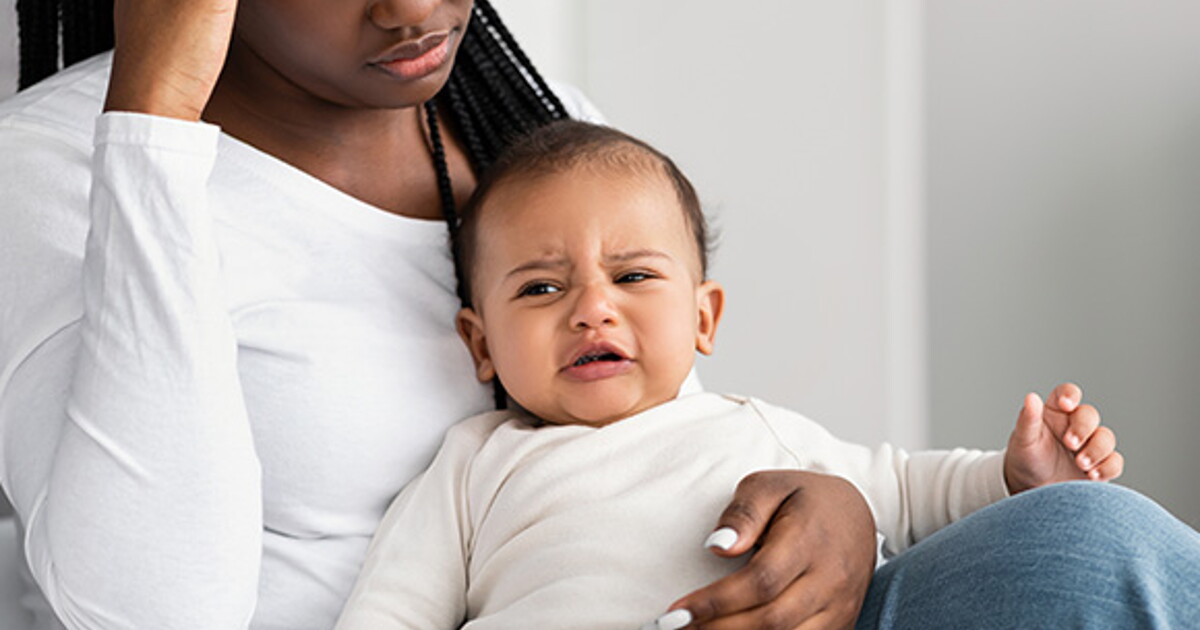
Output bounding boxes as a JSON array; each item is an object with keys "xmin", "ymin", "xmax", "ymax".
[
  {"xmin": 19, "ymin": 0, "xmax": 565, "ymax": 410},
  {"xmin": 453, "ymin": 119, "xmax": 711, "ymax": 309}
]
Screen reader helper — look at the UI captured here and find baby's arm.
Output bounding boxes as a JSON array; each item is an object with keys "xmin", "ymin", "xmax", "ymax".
[
  {"xmin": 1004, "ymin": 383, "xmax": 1124, "ymax": 492},
  {"xmin": 334, "ymin": 414, "xmax": 501, "ymax": 630},
  {"xmin": 751, "ymin": 399, "xmax": 1009, "ymax": 555}
]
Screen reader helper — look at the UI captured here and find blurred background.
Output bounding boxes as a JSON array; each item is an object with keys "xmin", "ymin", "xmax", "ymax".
[{"xmin": 1, "ymin": 0, "xmax": 1196, "ymax": 535}]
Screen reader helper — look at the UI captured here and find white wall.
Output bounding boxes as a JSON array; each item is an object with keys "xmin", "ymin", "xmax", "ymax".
[{"xmin": 927, "ymin": 0, "xmax": 1200, "ymax": 526}]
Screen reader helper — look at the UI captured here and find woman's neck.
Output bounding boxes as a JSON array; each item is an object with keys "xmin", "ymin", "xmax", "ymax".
[{"xmin": 203, "ymin": 43, "xmax": 471, "ymax": 219}]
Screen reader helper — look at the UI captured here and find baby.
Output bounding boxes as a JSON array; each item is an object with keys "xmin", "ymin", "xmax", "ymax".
[{"xmin": 335, "ymin": 121, "xmax": 1122, "ymax": 630}]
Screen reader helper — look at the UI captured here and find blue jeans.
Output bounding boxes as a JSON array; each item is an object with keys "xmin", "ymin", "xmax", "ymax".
[{"xmin": 857, "ymin": 482, "xmax": 1200, "ymax": 629}]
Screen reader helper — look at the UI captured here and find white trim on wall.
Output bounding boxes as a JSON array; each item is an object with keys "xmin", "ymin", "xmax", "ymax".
[{"xmin": 883, "ymin": 0, "xmax": 928, "ymax": 448}]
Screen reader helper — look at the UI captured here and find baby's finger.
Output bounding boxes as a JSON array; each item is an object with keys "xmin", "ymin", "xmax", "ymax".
[
  {"xmin": 1010, "ymin": 393, "xmax": 1045, "ymax": 447},
  {"xmin": 1077, "ymin": 425, "xmax": 1116, "ymax": 472},
  {"xmin": 1040, "ymin": 383, "xmax": 1081, "ymax": 439},
  {"xmin": 1088, "ymin": 451, "xmax": 1125, "ymax": 481},
  {"xmin": 1046, "ymin": 382, "xmax": 1083, "ymax": 413},
  {"xmin": 1063, "ymin": 403, "xmax": 1101, "ymax": 452}
]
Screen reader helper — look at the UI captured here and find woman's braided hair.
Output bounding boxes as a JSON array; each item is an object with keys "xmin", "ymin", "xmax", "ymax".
[{"xmin": 17, "ymin": 0, "xmax": 565, "ymax": 408}]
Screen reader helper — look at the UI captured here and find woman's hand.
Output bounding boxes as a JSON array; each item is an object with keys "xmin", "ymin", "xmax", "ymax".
[
  {"xmin": 658, "ymin": 470, "xmax": 876, "ymax": 630},
  {"xmin": 105, "ymin": 0, "xmax": 239, "ymax": 120}
]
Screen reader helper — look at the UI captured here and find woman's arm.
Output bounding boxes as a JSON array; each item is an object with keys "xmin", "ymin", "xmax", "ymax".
[
  {"xmin": 0, "ymin": 2, "xmax": 268, "ymax": 626},
  {"xmin": 37, "ymin": 113, "xmax": 262, "ymax": 629},
  {"xmin": 0, "ymin": 112, "xmax": 265, "ymax": 629},
  {"xmin": 105, "ymin": 0, "xmax": 237, "ymax": 120}
]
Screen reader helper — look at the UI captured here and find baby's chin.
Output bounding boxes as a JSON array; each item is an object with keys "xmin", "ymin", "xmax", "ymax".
[{"xmin": 520, "ymin": 391, "xmax": 680, "ymax": 428}]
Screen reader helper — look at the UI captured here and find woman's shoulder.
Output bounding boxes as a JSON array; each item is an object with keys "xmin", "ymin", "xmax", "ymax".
[{"xmin": 0, "ymin": 52, "xmax": 111, "ymax": 152}]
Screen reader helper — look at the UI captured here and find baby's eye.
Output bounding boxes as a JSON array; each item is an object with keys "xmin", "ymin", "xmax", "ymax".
[
  {"xmin": 616, "ymin": 271, "xmax": 655, "ymax": 284},
  {"xmin": 518, "ymin": 282, "xmax": 561, "ymax": 297}
]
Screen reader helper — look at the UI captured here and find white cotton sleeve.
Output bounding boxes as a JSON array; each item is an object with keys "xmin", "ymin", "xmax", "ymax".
[
  {"xmin": 750, "ymin": 398, "xmax": 1010, "ymax": 557},
  {"xmin": 14, "ymin": 112, "xmax": 262, "ymax": 629},
  {"xmin": 335, "ymin": 415, "xmax": 500, "ymax": 630}
]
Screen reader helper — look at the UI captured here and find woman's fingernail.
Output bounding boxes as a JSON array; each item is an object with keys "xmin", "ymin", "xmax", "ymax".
[
  {"xmin": 704, "ymin": 527, "xmax": 738, "ymax": 551},
  {"xmin": 656, "ymin": 609, "xmax": 693, "ymax": 630},
  {"xmin": 1066, "ymin": 434, "xmax": 1081, "ymax": 450}
]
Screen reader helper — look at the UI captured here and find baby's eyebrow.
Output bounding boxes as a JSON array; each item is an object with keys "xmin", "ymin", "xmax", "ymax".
[
  {"xmin": 503, "ymin": 249, "xmax": 674, "ymax": 279},
  {"xmin": 604, "ymin": 249, "xmax": 674, "ymax": 264},
  {"xmin": 505, "ymin": 256, "xmax": 569, "ymax": 278}
]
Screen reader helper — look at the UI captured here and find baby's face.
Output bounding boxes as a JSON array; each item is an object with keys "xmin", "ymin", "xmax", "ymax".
[{"xmin": 457, "ymin": 166, "xmax": 723, "ymax": 427}]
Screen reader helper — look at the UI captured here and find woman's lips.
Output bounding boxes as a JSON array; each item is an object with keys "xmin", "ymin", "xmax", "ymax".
[{"xmin": 371, "ymin": 31, "xmax": 452, "ymax": 80}]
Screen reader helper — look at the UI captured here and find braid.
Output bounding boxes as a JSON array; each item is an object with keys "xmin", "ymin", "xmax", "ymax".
[
  {"xmin": 433, "ymin": 0, "xmax": 567, "ymax": 174},
  {"xmin": 17, "ymin": 0, "xmax": 61, "ymax": 89},
  {"xmin": 424, "ymin": 100, "xmax": 459, "ymax": 241},
  {"xmin": 473, "ymin": 0, "xmax": 566, "ymax": 119},
  {"xmin": 442, "ymin": 73, "xmax": 491, "ymax": 168},
  {"xmin": 18, "ymin": 0, "xmax": 113, "ymax": 89},
  {"xmin": 62, "ymin": 0, "xmax": 114, "ymax": 70}
]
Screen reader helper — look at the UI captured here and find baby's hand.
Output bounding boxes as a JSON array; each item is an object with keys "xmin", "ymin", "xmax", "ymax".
[{"xmin": 1004, "ymin": 383, "xmax": 1124, "ymax": 494}]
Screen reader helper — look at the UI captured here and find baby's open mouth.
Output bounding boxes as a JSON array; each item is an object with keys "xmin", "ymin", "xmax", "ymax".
[{"xmin": 572, "ymin": 352, "xmax": 623, "ymax": 367}]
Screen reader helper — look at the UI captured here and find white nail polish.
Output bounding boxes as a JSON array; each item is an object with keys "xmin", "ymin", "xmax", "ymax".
[
  {"xmin": 656, "ymin": 609, "xmax": 693, "ymax": 630},
  {"xmin": 704, "ymin": 527, "xmax": 738, "ymax": 551}
]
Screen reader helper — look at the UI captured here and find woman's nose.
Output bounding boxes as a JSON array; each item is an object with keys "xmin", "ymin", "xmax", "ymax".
[
  {"xmin": 367, "ymin": 0, "xmax": 441, "ymax": 31},
  {"xmin": 570, "ymin": 284, "xmax": 619, "ymax": 330}
]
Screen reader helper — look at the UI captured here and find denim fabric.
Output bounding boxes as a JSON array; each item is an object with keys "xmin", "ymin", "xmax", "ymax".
[{"xmin": 858, "ymin": 482, "xmax": 1200, "ymax": 629}]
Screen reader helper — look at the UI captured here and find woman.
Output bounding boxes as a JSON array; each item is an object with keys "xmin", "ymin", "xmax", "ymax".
[{"xmin": 0, "ymin": 0, "xmax": 876, "ymax": 628}]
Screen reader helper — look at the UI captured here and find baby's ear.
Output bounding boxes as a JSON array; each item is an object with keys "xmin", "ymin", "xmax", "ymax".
[
  {"xmin": 456, "ymin": 307, "xmax": 496, "ymax": 382},
  {"xmin": 695, "ymin": 280, "xmax": 725, "ymax": 355}
]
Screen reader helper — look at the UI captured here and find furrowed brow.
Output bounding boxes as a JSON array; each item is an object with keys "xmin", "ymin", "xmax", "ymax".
[
  {"xmin": 604, "ymin": 249, "xmax": 674, "ymax": 264},
  {"xmin": 505, "ymin": 256, "xmax": 569, "ymax": 279}
]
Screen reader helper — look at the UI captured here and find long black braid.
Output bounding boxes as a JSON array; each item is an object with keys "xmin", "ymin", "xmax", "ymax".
[{"xmin": 17, "ymin": 0, "xmax": 565, "ymax": 409}]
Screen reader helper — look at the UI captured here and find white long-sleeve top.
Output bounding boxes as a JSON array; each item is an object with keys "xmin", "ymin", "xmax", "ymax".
[
  {"xmin": 336, "ymin": 392, "xmax": 1010, "ymax": 630},
  {"xmin": 0, "ymin": 53, "xmax": 602, "ymax": 630}
]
